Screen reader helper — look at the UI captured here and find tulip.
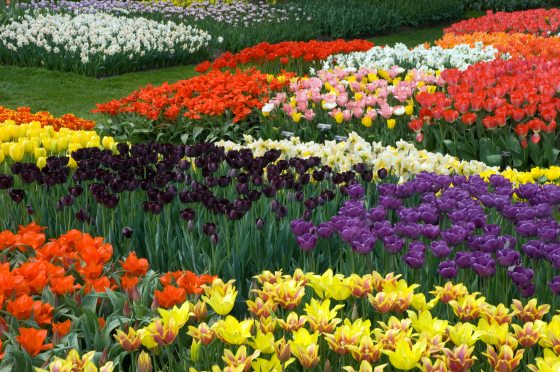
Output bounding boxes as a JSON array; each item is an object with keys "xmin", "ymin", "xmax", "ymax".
[
  {"xmin": 213, "ymin": 316, "xmax": 253, "ymax": 345},
  {"xmin": 483, "ymin": 344, "xmax": 524, "ymax": 372},
  {"xmin": 383, "ymin": 339, "xmax": 426, "ymax": 370},
  {"xmin": 137, "ymin": 351, "xmax": 153, "ymax": 372}
]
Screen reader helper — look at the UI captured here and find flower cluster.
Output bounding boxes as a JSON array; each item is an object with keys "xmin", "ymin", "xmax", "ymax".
[
  {"xmin": 0, "ymin": 224, "xmax": 214, "ymax": 366},
  {"xmin": 0, "ymin": 106, "xmax": 95, "ymax": 131},
  {"xmin": 0, "ymin": 11, "xmax": 213, "ymax": 76},
  {"xmin": 21, "ymin": 0, "xmax": 307, "ymax": 28},
  {"xmin": 195, "ymin": 39, "xmax": 374, "ymax": 73},
  {"xmin": 71, "ymin": 268, "xmax": 560, "ymax": 371},
  {"xmin": 218, "ymin": 132, "xmax": 495, "ymax": 180},
  {"xmin": 261, "ymin": 66, "xmax": 442, "ymax": 144},
  {"xmin": 95, "ymin": 69, "xmax": 291, "ymax": 122},
  {"xmin": 0, "ymin": 120, "xmax": 115, "ymax": 164},
  {"xmin": 444, "ymin": 8, "xmax": 560, "ymax": 36},
  {"xmin": 294, "ymin": 174, "xmax": 560, "ymax": 300},
  {"xmin": 413, "ymin": 57, "xmax": 559, "ymax": 167},
  {"xmin": 322, "ymin": 42, "xmax": 499, "ymax": 72},
  {"xmin": 436, "ymin": 32, "xmax": 560, "ymax": 59},
  {"xmin": 218, "ymin": 133, "xmax": 560, "ymax": 185}
]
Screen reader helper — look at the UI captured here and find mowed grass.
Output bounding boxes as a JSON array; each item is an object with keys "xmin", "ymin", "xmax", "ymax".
[
  {"xmin": 0, "ymin": 65, "xmax": 197, "ymax": 121},
  {"xmin": 0, "ymin": 11, "xmax": 485, "ymax": 121}
]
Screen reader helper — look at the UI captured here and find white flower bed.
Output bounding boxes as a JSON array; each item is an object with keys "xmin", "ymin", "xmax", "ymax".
[
  {"xmin": 322, "ymin": 42, "xmax": 501, "ymax": 72},
  {"xmin": 0, "ymin": 12, "xmax": 214, "ymax": 76}
]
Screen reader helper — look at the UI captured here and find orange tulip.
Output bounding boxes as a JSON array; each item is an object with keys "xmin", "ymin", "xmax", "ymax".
[
  {"xmin": 120, "ymin": 252, "xmax": 149, "ymax": 276},
  {"xmin": 16, "ymin": 328, "xmax": 53, "ymax": 357}
]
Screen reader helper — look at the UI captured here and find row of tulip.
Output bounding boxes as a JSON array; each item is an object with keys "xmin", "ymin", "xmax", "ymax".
[
  {"xmin": 444, "ymin": 8, "xmax": 560, "ymax": 36},
  {"xmin": 3, "ymin": 229, "xmax": 559, "ymax": 372}
]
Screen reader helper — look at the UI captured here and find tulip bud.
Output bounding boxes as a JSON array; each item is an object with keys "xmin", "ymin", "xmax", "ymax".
[
  {"xmin": 255, "ymin": 218, "xmax": 265, "ymax": 230},
  {"xmin": 210, "ymin": 233, "xmax": 219, "ymax": 246},
  {"xmin": 192, "ymin": 301, "xmax": 207, "ymax": 322},
  {"xmin": 137, "ymin": 351, "xmax": 153, "ymax": 372},
  {"xmin": 274, "ymin": 338, "xmax": 291, "ymax": 363},
  {"xmin": 26, "ymin": 205, "xmax": 34, "ymax": 215}
]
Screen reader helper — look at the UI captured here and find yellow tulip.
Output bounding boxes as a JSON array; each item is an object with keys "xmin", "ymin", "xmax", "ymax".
[
  {"xmin": 361, "ymin": 116, "xmax": 372, "ymax": 128},
  {"xmin": 37, "ymin": 156, "xmax": 47, "ymax": 169},
  {"xmin": 8, "ymin": 142, "xmax": 25, "ymax": 162},
  {"xmin": 203, "ymin": 279, "xmax": 237, "ymax": 316},
  {"xmin": 383, "ymin": 339, "xmax": 426, "ymax": 370},
  {"xmin": 387, "ymin": 119, "xmax": 396, "ymax": 130},
  {"xmin": 34, "ymin": 147, "xmax": 47, "ymax": 159},
  {"xmin": 212, "ymin": 316, "xmax": 253, "ymax": 345},
  {"xmin": 247, "ymin": 330, "xmax": 275, "ymax": 354},
  {"xmin": 252, "ymin": 354, "xmax": 294, "ymax": 372}
]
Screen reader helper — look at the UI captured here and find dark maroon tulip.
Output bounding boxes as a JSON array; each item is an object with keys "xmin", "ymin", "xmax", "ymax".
[
  {"xmin": 0, "ymin": 175, "xmax": 14, "ymax": 189},
  {"xmin": 255, "ymin": 218, "xmax": 265, "ymax": 230},
  {"xmin": 76, "ymin": 209, "xmax": 89, "ymax": 223},
  {"xmin": 122, "ymin": 227, "xmax": 133, "ymax": 238},
  {"xmin": 202, "ymin": 223, "xmax": 216, "ymax": 236},
  {"xmin": 210, "ymin": 233, "xmax": 219, "ymax": 245},
  {"xmin": 377, "ymin": 168, "xmax": 388, "ymax": 180},
  {"xmin": 8, "ymin": 189, "xmax": 25, "ymax": 203},
  {"xmin": 180, "ymin": 208, "xmax": 196, "ymax": 221}
]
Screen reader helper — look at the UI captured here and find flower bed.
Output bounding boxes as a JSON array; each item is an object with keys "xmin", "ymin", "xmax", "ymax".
[
  {"xmin": 414, "ymin": 57, "xmax": 560, "ymax": 168},
  {"xmin": 436, "ymin": 32, "xmax": 560, "ymax": 59},
  {"xmin": 0, "ymin": 12, "xmax": 214, "ymax": 76},
  {"xmin": 322, "ymin": 42, "xmax": 499, "ymax": 72},
  {"xmin": 0, "ymin": 106, "xmax": 95, "ymax": 131},
  {"xmin": 195, "ymin": 39, "xmax": 374, "ymax": 74},
  {"xmin": 94, "ymin": 69, "xmax": 292, "ymax": 143},
  {"xmin": 444, "ymin": 8, "xmax": 560, "ymax": 36}
]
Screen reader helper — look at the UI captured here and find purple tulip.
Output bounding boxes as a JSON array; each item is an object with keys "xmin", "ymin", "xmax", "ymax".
[
  {"xmin": 518, "ymin": 284, "xmax": 535, "ymax": 298},
  {"xmin": 367, "ymin": 206, "xmax": 387, "ymax": 223},
  {"xmin": 422, "ymin": 224, "xmax": 440, "ymax": 239},
  {"xmin": 290, "ymin": 219, "xmax": 314, "ymax": 237},
  {"xmin": 522, "ymin": 240, "xmax": 547, "ymax": 259},
  {"xmin": 345, "ymin": 184, "xmax": 365, "ymax": 200},
  {"xmin": 472, "ymin": 253, "xmax": 495, "ymax": 278},
  {"xmin": 383, "ymin": 235, "xmax": 405, "ymax": 254},
  {"xmin": 516, "ymin": 220, "xmax": 539, "ymax": 237},
  {"xmin": 438, "ymin": 260, "xmax": 458, "ymax": 278},
  {"xmin": 549, "ymin": 276, "xmax": 560, "ymax": 295},
  {"xmin": 297, "ymin": 233, "xmax": 317, "ymax": 252},
  {"xmin": 441, "ymin": 227, "xmax": 466, "ymax": 246},
  {"xmin": 455, "ymin": 251, "xmax": 473, "ymax": 269},
  {"xmin": 351, "ymin": 233, "xmax": 376, "ymax": 254},
  {"xmin": 496, "ymin": 248, "xmax": 521, "ymax": 267},
  {"xmin": 316, "ymin": 222, "xmax": 335, "ymax": 238},
  {"xmin": 430, "ymin": 241, "xmax": 452, "ymax": 258},
  {"xmin": 404, "ymin": 248, "xmax": 425, "ymax": 269},
  {"xmin": 508, "ymin": 266, "xmax": 534, "ymax": 288}
]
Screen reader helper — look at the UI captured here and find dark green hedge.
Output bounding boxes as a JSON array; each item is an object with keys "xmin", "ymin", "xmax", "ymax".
[
  {"xmin": 300, "ymin": 0, "xmax": 464, "ymax": 39},
  {"xmin": 461, "ymin": 0, "xmax": 552, "ymax": 11}
]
